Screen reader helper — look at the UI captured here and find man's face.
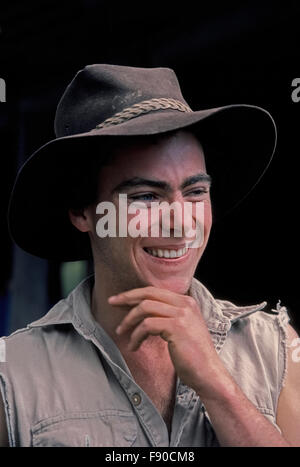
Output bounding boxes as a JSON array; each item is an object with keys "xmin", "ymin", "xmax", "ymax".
[{"xmin": 85, "ymin": 130, "xmax": 212, "ymax": 294}]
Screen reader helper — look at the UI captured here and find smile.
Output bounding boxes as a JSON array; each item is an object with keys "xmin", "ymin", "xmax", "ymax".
[{"xmin": 143, "ymin": 246, "xmax": 188, "ymax": 258}]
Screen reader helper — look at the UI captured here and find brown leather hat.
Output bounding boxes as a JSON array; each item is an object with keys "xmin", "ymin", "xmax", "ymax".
[{"xmin": 8, "ymin": 64, "xmax": 277, "ymax": 261}]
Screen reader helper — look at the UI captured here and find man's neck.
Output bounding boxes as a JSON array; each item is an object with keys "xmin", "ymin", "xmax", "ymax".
[
  {"xmin": 91, "ymin": 268, "xmax": 161, "ymax": 351},
  {"xmin": 91, "ymin": 278, "xmax": 120, "ymax": 338}
]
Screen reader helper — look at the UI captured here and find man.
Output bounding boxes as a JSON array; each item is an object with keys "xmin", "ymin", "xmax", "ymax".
[{"xmin": 0, "ymin": 65, "xmax": 299, "ymax": 447}]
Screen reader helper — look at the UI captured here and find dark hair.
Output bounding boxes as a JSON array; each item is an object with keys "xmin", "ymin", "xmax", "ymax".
[{"xmin": 65, "ymin": 139, "xmax": 117, "ymax": 211}]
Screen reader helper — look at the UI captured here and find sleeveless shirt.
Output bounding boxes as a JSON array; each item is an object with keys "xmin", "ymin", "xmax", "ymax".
[{"xmin": 0, "ymin": 276, "xmax": 290, "ymax": 446}]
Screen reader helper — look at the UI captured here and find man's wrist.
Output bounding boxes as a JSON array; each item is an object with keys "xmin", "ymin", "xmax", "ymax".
[{"xmin": 194, "ymin": 363, "xmax": 238, "ymax": 404}]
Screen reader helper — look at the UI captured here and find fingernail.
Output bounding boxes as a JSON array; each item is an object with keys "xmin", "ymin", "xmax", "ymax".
[
  {"xmin": 108, "ymin": 295, "xmax": 117, "ymax": 303},
  {"xmin": 115, "ymin": 326, "xmax": 122, "ymax": 335}
]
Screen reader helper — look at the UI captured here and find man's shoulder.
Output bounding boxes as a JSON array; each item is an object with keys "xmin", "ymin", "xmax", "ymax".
[
  {"xmin": 0, "ymin": 296, "xmax": 73, "ymax": 360},
  {"xmin": 2, "ymin": 275, "xmax": 93, "ymax": 346}
]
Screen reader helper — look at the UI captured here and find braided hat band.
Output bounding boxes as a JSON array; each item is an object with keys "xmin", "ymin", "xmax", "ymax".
[{"xmin": 95, "ymin": 98, "xmax": 193, "ymax": 129}]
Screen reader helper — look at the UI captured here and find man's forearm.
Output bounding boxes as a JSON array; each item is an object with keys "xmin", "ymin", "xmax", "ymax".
[{"xmin": 197, "ymin": 369, "xmax": 290, "ymax": 447}]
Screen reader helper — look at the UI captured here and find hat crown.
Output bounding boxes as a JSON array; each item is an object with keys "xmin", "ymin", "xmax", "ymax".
[{"xmin": 54, "ymin": 64, "xmax": 189, "ymax": 138}]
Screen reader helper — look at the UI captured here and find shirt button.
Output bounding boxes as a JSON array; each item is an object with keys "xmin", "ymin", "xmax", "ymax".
[{"xmin": 131, "ymin": 393, "xmax": 142, "ymax": 406}]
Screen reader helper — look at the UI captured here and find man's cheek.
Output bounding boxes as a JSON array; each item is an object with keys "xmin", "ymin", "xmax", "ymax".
[{"xmin": 204, "ymin": 200, "xmax": 212, "ymax": 225}]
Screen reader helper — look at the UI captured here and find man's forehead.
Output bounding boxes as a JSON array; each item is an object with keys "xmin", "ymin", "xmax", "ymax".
[
  {"xmin": 101, "ymin": 131, "xmax": 206, "ymax": 173},
  {"xmin": 96, "ymin": 130, "xmax": 207, "ymax": 194}
]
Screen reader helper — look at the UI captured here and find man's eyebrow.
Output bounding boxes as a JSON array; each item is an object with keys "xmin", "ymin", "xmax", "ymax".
[
  {"xmin": 180, "ymin": 173, "xmax": 212, "ymax": 189},
  {"xmin": 111, "ymin": 173, "xmax": 212, "ymax": 194},
  {"xmin": 111, "ymin": 177, "xmax": 171, "ymax": 194}
]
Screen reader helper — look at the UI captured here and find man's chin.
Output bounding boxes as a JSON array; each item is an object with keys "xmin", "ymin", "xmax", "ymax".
[{"xmin": 142, "ymin": 276, "xmax": 193, "ymax": 295}]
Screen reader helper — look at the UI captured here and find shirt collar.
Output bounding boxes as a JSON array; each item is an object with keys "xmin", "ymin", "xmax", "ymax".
[
  {"xmin": 188, "ymin": 277, "xmax": 267, "ymax": 329},
  {"xmin": 28, "ymin": 274, "xmax": 267, "ymax": 333}
]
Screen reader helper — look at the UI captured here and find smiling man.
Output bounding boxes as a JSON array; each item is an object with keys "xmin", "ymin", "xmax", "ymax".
[{"xmin": 1, "ymin": 65, "xmax": 300, "ymax": 447}]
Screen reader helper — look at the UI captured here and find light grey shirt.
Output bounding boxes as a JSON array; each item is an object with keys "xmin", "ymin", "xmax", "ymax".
[{"xmin": 0, "ymin": 276, "xmax": 290, "ymax": 446}]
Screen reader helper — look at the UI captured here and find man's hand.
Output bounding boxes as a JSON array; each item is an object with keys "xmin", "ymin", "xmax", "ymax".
[{"xmin": 108, "ymin": 285, "xmax": 228, "ymax": 396}]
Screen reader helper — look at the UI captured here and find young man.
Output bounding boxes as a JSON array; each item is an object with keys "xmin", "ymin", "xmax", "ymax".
[{"xmin": 1, "ymin": 65, "xmax": 299, "ymax": 447}]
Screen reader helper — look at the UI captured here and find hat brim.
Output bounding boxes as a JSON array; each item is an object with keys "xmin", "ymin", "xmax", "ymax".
[{"xmin": 8, "ymin": 104, "xmax": 277, "ymax": 261}]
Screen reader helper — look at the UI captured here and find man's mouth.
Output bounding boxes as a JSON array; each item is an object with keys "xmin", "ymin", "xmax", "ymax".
[{"xmin": 143, "ymin": 245, "xmax": 189, "ymax": 259}]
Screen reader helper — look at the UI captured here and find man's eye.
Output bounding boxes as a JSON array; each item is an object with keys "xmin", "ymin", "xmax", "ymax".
[
  {"xmin": 129, "ymin": 193, "xmax": 157, "ymax": 201},
  {"xmin": 186, "ymin": 188, "xmax": 209, "ymax": 196}
]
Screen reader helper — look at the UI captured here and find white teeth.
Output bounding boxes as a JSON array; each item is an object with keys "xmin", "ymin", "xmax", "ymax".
[{"xmin": 145, "ymin": 247, "xmax": 188, "ymax": 258}]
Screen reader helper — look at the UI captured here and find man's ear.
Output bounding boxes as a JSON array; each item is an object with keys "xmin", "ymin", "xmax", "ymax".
[{"xmin": 68, "ymin": 208, "xmax": 92, "ymax": 233}]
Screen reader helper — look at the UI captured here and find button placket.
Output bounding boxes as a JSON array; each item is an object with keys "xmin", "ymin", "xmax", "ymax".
[{"xmin": 171, "ymin": 383, "xmax": 200, "ymax": 447}]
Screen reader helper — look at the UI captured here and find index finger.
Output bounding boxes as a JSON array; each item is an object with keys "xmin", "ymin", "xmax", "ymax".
[{"xmin": 108, "ymin": 285, "xmax": 189, "ymax": 307}]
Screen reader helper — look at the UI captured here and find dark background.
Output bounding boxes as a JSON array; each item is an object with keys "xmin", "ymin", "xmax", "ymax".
[{"xmin": 0, "ymin": 0, "xmax": 299, "ymax": 334}]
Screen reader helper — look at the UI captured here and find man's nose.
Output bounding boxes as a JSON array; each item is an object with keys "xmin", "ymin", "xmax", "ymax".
[
  {"xmin": 168, "ymin": 194, "xmax": 197, "ymax": 236},
  {"xmin": 168, "ymin": 199, "xmax": 184, "ymax": 234}
]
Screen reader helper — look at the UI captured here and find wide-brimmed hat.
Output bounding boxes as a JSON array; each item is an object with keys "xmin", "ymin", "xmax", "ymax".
[{"xmin": 8, "ymin": 64, "xmax": 277, "ymax": 262}]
